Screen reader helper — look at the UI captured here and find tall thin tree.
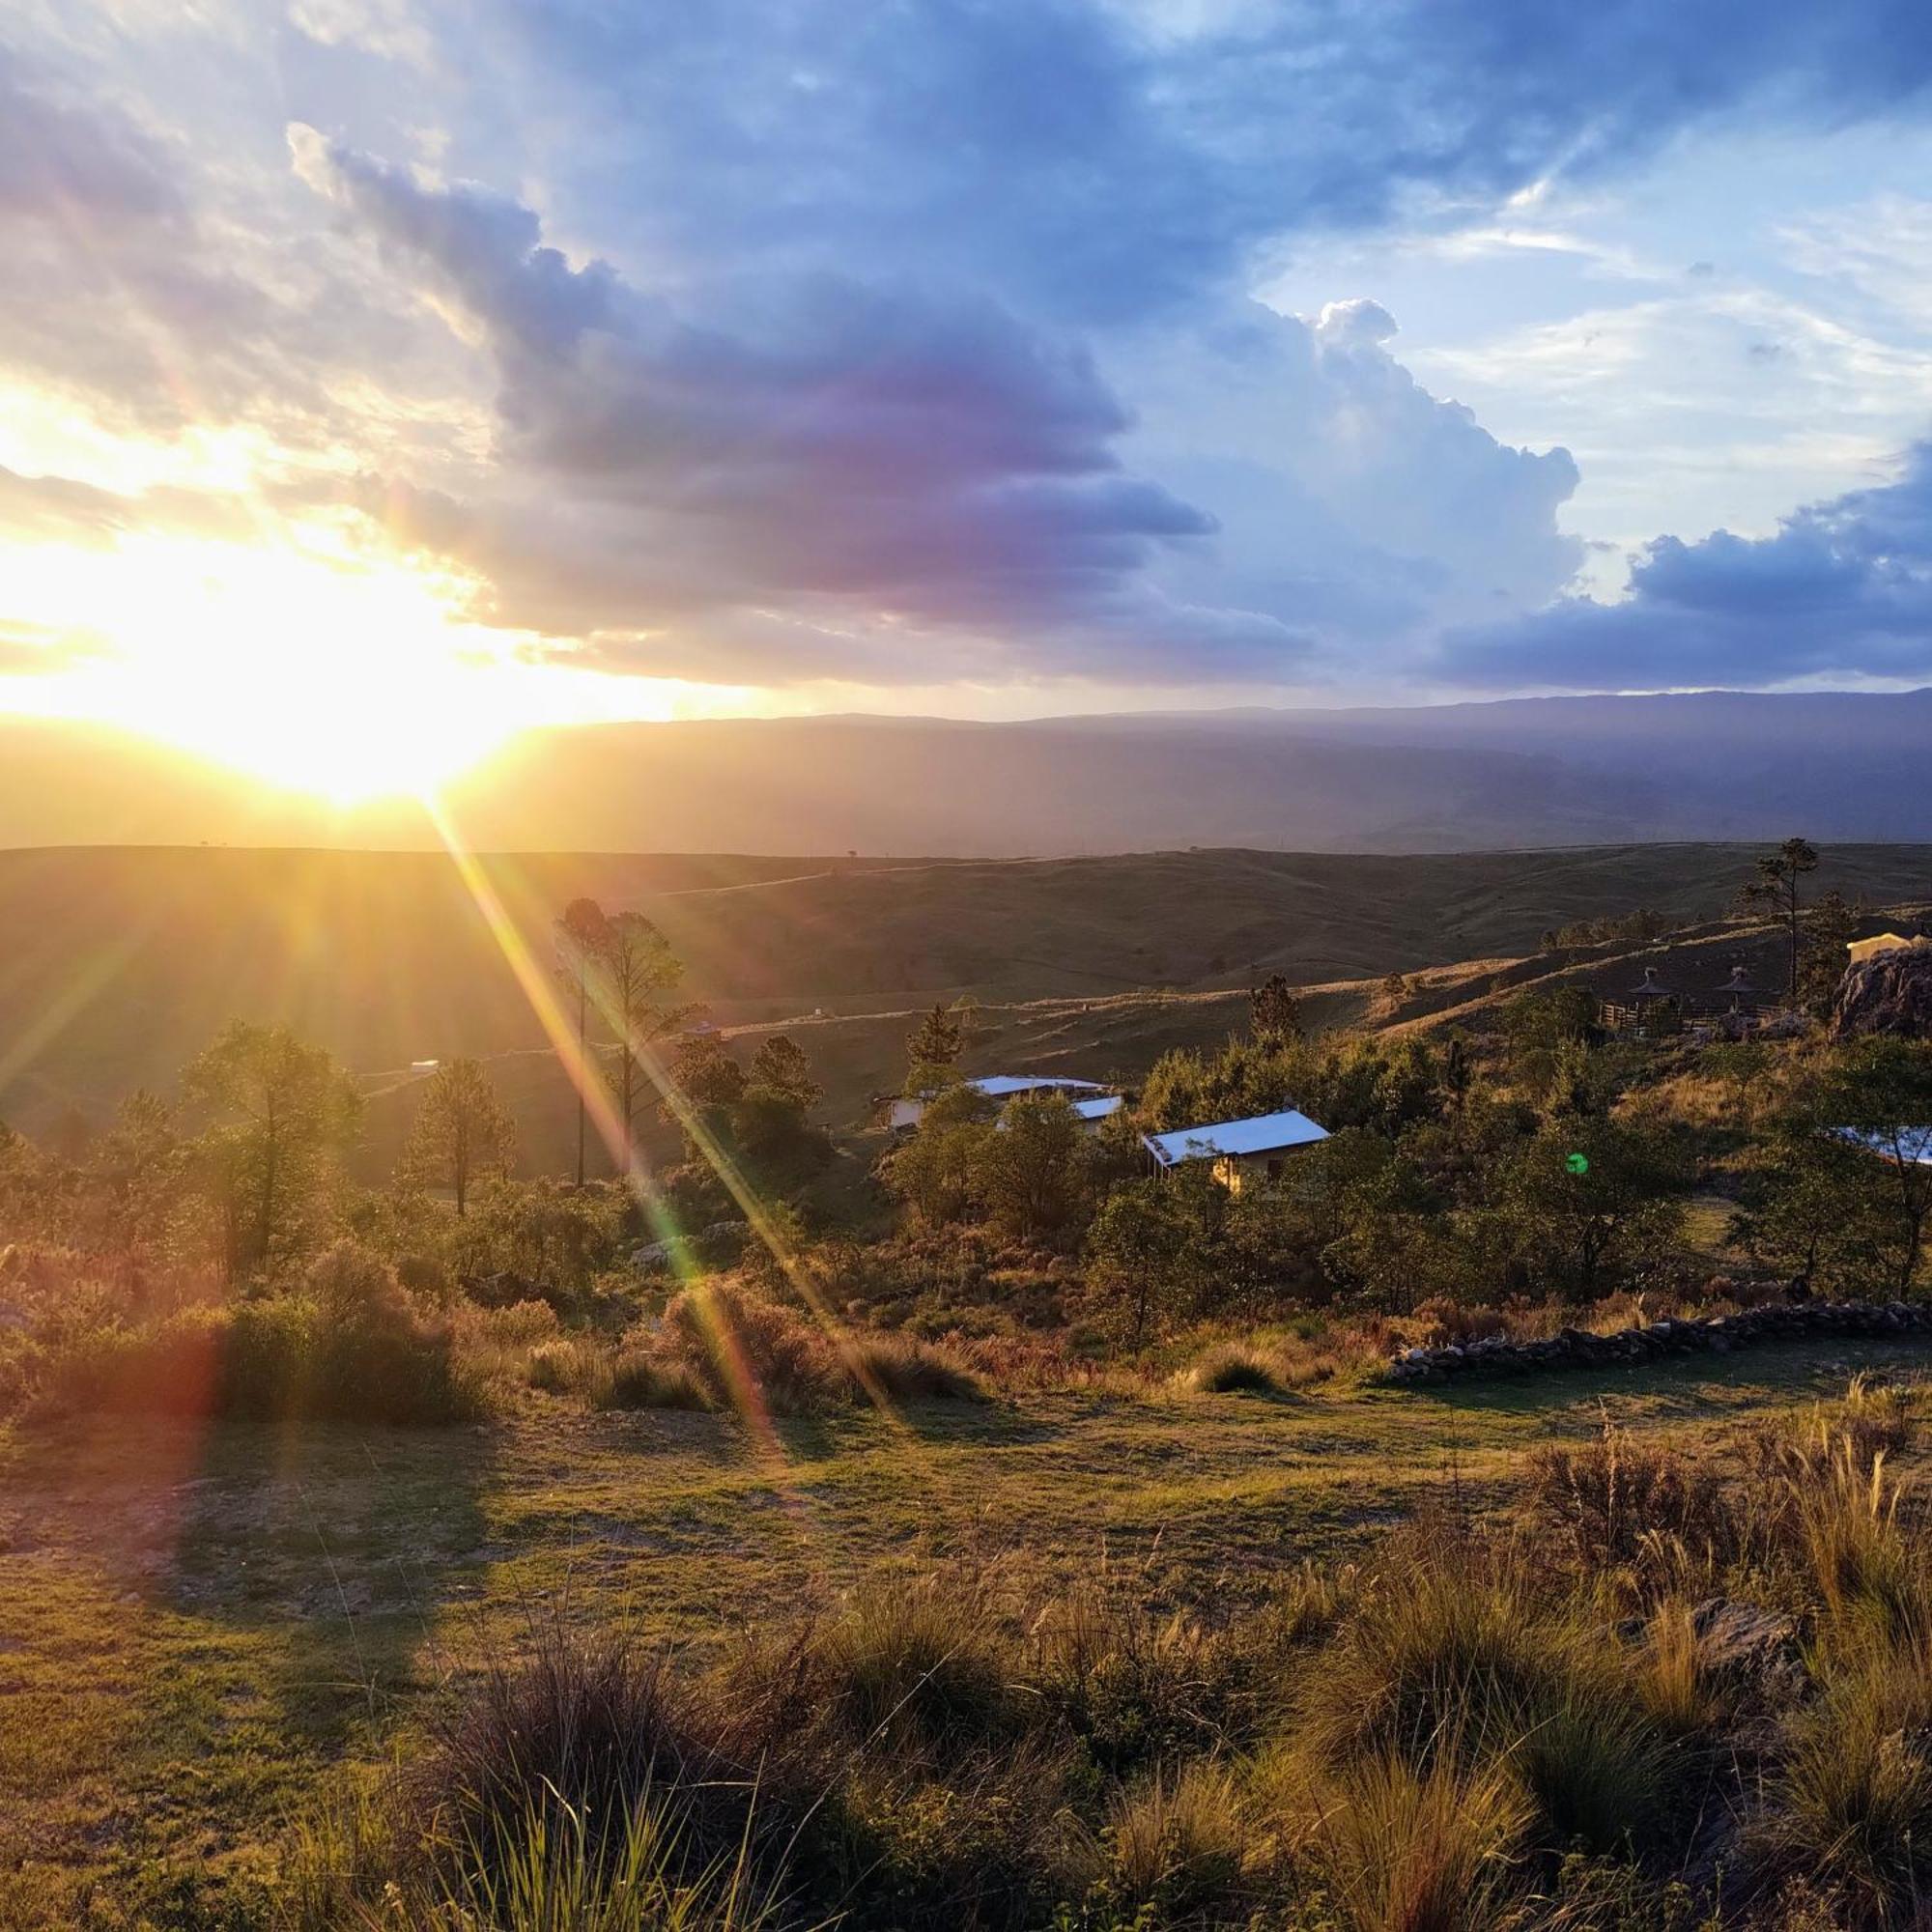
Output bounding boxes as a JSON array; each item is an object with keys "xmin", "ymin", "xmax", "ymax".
[
  {"xmin": 1741, "ymin": 837, "xmax": 1820, "ymax": 1004},
  {"xmin": 555, "ymin": 898, "xmax": 611, "ymax": 1186},
  {"xmin": 598, "ymin": 913, "xmax": 696, "ymax": 1173}
]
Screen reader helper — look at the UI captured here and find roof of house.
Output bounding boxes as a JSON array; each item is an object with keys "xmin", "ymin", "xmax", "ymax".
[
  {"xmin": 1834, "ymin": 1126, "xmax": 1932, "ymax": 1166},
  {"xmin": 967, "ymin": 1075, "xmax": 1108, "ymax": 1098},
  {"xmin": 1144, "ymin": 1108, "xmax": 1330, "ymax": 1168},
  {"xmin": 1072, "ymin": 1094, "xmax": 1124, "ymax": 1122}
]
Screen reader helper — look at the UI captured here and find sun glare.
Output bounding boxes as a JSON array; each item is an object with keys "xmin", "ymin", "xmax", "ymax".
[{"xmin": 0, "ymin": 526, "xmax": 678, "ymax": 803}]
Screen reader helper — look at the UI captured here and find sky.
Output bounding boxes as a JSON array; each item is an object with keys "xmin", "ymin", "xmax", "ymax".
[{"xmin": 7, "ymin": 0, "xmax": 1932, "ymax": 795}]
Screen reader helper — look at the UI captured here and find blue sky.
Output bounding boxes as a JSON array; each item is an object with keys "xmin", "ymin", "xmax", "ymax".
[{"xmin": 6, "ymin": 0, "xmax": 1932, "ymax": 754}]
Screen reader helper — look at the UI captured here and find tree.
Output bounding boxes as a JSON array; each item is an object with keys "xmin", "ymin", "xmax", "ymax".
[
  {"xmin": 749, "ymin": 1035, "xmax": 821, "ymax": 1111},
  {"xmin": 1799, "ymin": 888, "xmax": 1858, "ymax": 1014},
  {"xmin": 1503, "ymin": 986, "xmax": 1601, "ymax": 1103},
  {"xmin": 1741, "ymin": 837, "xmax": 1820, "ymax": 1004},
  {"xmin": 970, "ymin": 1093, "xmax": 1090, "ymax": 1242},
  {"xmin": 182, "ymin": 1021, "xmax": 361, "ymax": 1279},
  {"xmin": 554, "ymin": 897, "xmax": 611, "ymax": 1187},
  {"xmin": 595, "ymin": 914, "xmax": 694, "ymax": 1172},
  {"xmin": 403, "ymin": 1058, "xmax": 515, "ymax": 1216},
  {"xmin": 1816, "ymin": 1038, "xmax": 1932, "ymax": 1293},
  {"xmin": 1483, "ymin": 1117, "xmax": 1688, "ymax": 1301},
  {"xmin": 905, "ymin": 1003, "xmax": 964, "ymax": 1083},
  {"xmin": 1731, "ymin": 1124, "xmax": 1892, "ymax": 1298},
  {"xmin": 1086, "ymin": 1176, "xmax": 1218, "ymax": 1347},
  {"xmin": 1250, "ymin": 973, "xmax": 1304, "ymax": 1045},
  {"xmin": 1438, "ymin": 1035, "xmax": 1474, "ymax": 1118},
  {"xmin": 881, "ymin": 1086, "xmax": 990, "ymax": 1225}
]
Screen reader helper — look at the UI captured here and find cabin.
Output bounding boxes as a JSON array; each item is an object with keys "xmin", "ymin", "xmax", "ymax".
[
  {"xmin": 889, "ymin": 1074, "xmax": 1113, "ymax": 1133},
  {"xmin": 1143, "ymin": 1108, "xmax": 1330, "ymax": 1194},
  {"xmin": 1849, "ymin": 932, "xmax": 1931, "ymax": 966}
]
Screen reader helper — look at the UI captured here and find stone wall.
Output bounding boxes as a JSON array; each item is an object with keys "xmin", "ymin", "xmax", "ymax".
[{"xmin": 1379, "ymin": 1298, "xmax": 1928, "ymax": 1385}]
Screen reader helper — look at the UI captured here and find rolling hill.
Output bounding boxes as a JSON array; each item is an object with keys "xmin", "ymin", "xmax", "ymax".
[{"xmin": 4, "ymin": 840, "xmax": 1928, "ymax": 1172}]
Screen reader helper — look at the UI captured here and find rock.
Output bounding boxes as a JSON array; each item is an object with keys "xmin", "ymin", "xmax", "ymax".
[
  {"xmin": 1832, "ymin": 943, "xmax": 1932, "ymax": 1039},
  {"xmin": 1690, "ymin": 1599, "xmax": 1805, "ymax": 1700}
]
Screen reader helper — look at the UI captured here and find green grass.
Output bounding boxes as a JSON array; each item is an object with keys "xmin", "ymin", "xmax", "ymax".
[{"xmin": 4, "ymin": 1335, "xmax": 1932, "ymax": 1924}]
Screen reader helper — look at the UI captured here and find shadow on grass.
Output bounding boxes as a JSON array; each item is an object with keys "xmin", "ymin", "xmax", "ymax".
[
  {"xmin": 156, "ymin": 1416, "xmax": 497, "ymax": 1758},
  {"xmin": 1409, "ymin": 1333, "xmax": 1932, "ymax": 1426}
]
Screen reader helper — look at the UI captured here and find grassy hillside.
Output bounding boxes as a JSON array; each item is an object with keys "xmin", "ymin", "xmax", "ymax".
[{"xmin": 4, "ymin": 840, "xmax": 1928, "ymax": 1165}]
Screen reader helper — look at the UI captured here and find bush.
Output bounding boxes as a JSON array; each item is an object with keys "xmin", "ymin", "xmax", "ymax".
[
  {"xmin": 1299, "ymin": 1534, "xmax": 1673, "ymax": 1856},
  {"xmin": 1105, "ymin": 1762, "xmax": 1245, "ymax": 1916},
  {"xmin": 1184, "ymin": 1343, "xmax": 1281, "ymax": 1395},
  {"xmin": 1525, "ymin": 1420, "xmax": 1731, "ymax": 1575},
  {"xmin": 843, "ymin": 1334, "xmax": 984, "ymax": 1403},
  {"xmin": 1286, "ymin": 1753, "xmax": 1529, "ymax": 1932},
  {"xmin": 1767, "ymin": 1635, "xmax": 1932, "ymax": 1923},
  {"xmin": 819, "ymin": 1572, "xmax": 1015, "ymax": 1748},
  {"xmin": 601, "ymin": 1350, "xmax": 713, "ymax": 1412},
  {"xmin": 660, "ymin": 1281, "xmax": 837, "ymax": 1415},
  {"xmin": 31, "ymin": 1241, "xmax": 483, "ymax": 1427}
]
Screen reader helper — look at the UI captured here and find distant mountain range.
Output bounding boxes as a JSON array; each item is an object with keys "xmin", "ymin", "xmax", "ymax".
[{"xmin": 7, "ymin": 688, "xmax": 1932, "ymax": 854}]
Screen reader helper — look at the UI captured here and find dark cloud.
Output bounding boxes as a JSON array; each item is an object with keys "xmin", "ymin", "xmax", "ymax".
[
  {"xmin": 473, "ymin": 0, "xmax": 1932, "ymax": 326},
  {"xmin": 295, "ymin": 127, "xmax": 1292, "ymax": 678},
  {"xmin": 1435, "ymin": 446, "xmax": 1932, "ymax": 689}
]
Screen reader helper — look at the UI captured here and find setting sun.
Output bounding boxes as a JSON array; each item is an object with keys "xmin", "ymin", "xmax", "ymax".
[{"xmin": 2, "ymin": 532, "xmax": 529, "ymax": 800}]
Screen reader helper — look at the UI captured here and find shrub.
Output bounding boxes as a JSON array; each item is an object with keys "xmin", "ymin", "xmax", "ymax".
[
  {"xmin": 410, "ymin": 1625, "xmax": 744, "ymax": 1888},
  {"xmin": 1105, "ymin": 1762, "xmax": 1245, "ymax": 1916},
  {"xmin": 819, "ymin": 1573, "xmax": 1015, "ymax": 1747},
  {"xmin": 843, "ymin": 1334, "xmax": 984, "ymax": 1404},
  {"xmin": 1767, "ymin": 1634, "xmax": 1932, "ymax": 1924},
  {"xmin": 602, "ymin": 1350, "xmax": 712, "ymax": 1413},
  {"xmin": 1299, "ymin": 1535, "xmax": 1673, "ymax": 1855},
  {"xmin": 1287, "ymin": 1753, "xmax": 1529, "ymax": 1932},
  {"xmin": 1183, "ymin": 1343, "xmax": 1280, "ymax": 1395},
  {"xmin": 660, "ymin": 1282, "xmax": 837, "ymax": 1415},
  {"xmin": 1525, "ymin": 1420, "xmax": 1730, "ymax": 1576}
]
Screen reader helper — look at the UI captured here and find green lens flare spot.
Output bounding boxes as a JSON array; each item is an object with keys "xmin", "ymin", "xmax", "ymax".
[{"xmin": 1565, "ymin": 1151, "xmax": 1591, "ymax": 1175}]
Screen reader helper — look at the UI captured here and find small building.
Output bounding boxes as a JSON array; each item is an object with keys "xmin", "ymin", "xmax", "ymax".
[
  {"xmin": 1143, "ymin": 1108, "xmax": 1330, "ymax": 1193},
  {"xmin": 1849, "ymin": 932, "xmax": 1930, "ymax": 966},
  {"xmin": 889, "ymin": 1074, "xmax": 1112, "ymax": 1133},
  {"xmin": 1071, "ymin": 1094, "xmax": 1125, "ymax": 1131},
  {"xmin": 1604, "ymin": 966, "xmax": 1680, "ymax": 1034}
]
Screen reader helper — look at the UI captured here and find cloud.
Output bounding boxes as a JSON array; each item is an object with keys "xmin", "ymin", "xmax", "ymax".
[
  {"xmin": 0, "ymin": 53, "xmax": 179, "ymax": 226},
  {"xmin": 1435, "ymin": 444, "xmax": 1932, "ymax": 688},
  {"xmin": 14, "ymin": 1, "xmax": 1932, "ymax": 698},
  {"xmin": 294, "ymin": 127, "xmax": 1327, "ymax": 681},
  {"xmin": 475, "ymin": 0, "xmax": 1932, "ymax": 327}
]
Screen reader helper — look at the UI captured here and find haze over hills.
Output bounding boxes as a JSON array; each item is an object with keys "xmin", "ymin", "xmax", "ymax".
[{"xmin": 6, "ymin": 688, "xmax": 1932, "ymax": 856}]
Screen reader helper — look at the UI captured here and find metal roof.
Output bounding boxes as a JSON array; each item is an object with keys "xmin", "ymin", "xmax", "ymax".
[
  {"xmin": 1072, "ymin": 1094, "xmax": 1124, "ymax": 1122},
  {"xmin": 1144, "ymin": 1108, "xmax": 1330, "ymax": 1167},
  {"xmin": 1834, "ymin": 1126, "xmax": 1932, "ymax": 1166},
  {"xmin": 968, "ymin": 1075, "xmax": 1108, "ymax": 1098}
]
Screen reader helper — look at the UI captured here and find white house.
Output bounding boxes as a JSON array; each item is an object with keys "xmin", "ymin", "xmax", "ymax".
[
  {"xmin": 889, "ymin": 1074, "xmax": 1113, "ymax": 1132},
  {"xmin": 1143, "ymin": 1108, "xmax": 1330, "ymax": 1193}
]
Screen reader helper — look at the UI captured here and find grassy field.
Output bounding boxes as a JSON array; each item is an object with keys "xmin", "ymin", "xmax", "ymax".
[{"xmin": 6, "ymin": 1334, "xmax": 1929, "ymax": 1927}]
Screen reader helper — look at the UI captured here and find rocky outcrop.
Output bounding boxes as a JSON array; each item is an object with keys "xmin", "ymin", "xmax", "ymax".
[
  {"xmin": 1832, "ymin": 944, "xmax": 1932, "ymax": 1039},
  {"xmin": 1379, "ymin": 1297, "xmax": 1928, "ymax": 1385}
]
